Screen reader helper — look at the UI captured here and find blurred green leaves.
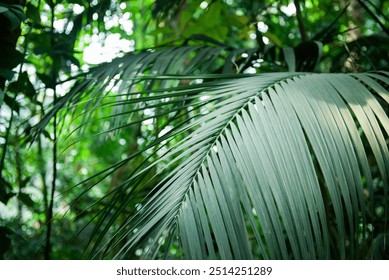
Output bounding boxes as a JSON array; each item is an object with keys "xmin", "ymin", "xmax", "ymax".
[{"xmin": 0, "ymin": 0, "xmax": 388, "ymax": 260}]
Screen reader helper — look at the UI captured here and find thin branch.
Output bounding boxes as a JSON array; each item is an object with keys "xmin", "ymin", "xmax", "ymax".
[
  {"xmin": 14, "ymin": 133, "xmax": 23, "ymax": 222},
  {"xmin": 38, "ymin": 136, "xmax": 48, "ymax": 215},
  {"xmin": 44, "ymin": 99, "xmax": 57, "ymax": 260},
  {"xmin": 294, "ymin": 0, "xmax": 308, "ymax": 42},
  {"xmin": 44, "ymin": 0, "xmax": 57, "ymax": 260},
  {"xmin": 365, "ymin": 0, "xmax": 389, "ymax": 23},
  {"xmin": 357, "ymin": 0, "xmax": 389, "ymax": 37}
]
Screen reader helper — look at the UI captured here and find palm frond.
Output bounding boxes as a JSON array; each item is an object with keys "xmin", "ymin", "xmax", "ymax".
[
  {"xmin": 28, "ymin": 45, "xmax": 228, "ymax": 141},
  {"xmin": 29, "ymin": 42, "xmax": 388, "ymax": 259},
  {"xmin": 78, "ymin": 71, "xmax": 388, "ymax": 260}
]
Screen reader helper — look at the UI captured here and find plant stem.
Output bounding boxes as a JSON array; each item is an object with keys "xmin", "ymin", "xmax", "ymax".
[
  {"xmin": 38, "ymin": 136, "xmax": 49, "ymax": 217},
  {"xmin": 14, "ymin": 133, "xmax": 23, "ymax": 222},
  {"xmin": 365, "ymin": 0, "xmax": 389, "ymax": 24},
  {"xmin": 44, "ymin": 99, "xmax": 57, "ymax": 260},
  {"xmin": 45, "ymin": 0, "xmax": 57, "ymax": 260},
  {"xmin": 357, "ymin": 0, "xmax": 389, "ymax": 37},
  {"xmin": 294, "ymin": 0, "xmax": 308, "ymax": 42}
]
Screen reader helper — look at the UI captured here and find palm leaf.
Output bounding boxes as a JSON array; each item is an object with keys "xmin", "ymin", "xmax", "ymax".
[
  {"xmin": 28, "ymin": 45, "xmax": 228, "ymax": 142},
  {"xmin": 76, "ymin": 71, "xmax": 388, "ymax": 260},
  {"xmin": 29, "ymin": 43, "xmax": 388, "ymax": 259}
]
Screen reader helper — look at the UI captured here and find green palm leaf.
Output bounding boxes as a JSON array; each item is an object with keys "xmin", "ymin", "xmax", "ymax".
[
  {"xmin": 29, "ymin": 43, "xmax": 388, "ymax": 259},
  {"xmin": 74, "ymin": 71, "xmax": 387, "ymax": 260}
]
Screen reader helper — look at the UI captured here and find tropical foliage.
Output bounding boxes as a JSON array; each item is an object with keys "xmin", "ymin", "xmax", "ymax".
[{"xmin": 0, "ymin": 0, "xmax": 388, "ymax": 260}]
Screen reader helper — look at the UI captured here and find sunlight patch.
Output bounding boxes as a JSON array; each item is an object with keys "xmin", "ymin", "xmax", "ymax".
[
  {"xmin": 281, "ymin": 3, "xmax": 296, "ymax": 16},
  {"xmin": 73, "ymin": 4, "xmax": 84, "ymax": 15},
  {"xmin": 200, "ymin": 1, "xmax": 208, "ymax": 9},
  {"xmin": 83, "ymin": 34, "xmax": 134, "ymax": 64}
]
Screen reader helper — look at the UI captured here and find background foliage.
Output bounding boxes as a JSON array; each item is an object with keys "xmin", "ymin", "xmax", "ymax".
[{"xmin": 0, "ymin": 0, "xmax": 388, "ymax": 259}]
